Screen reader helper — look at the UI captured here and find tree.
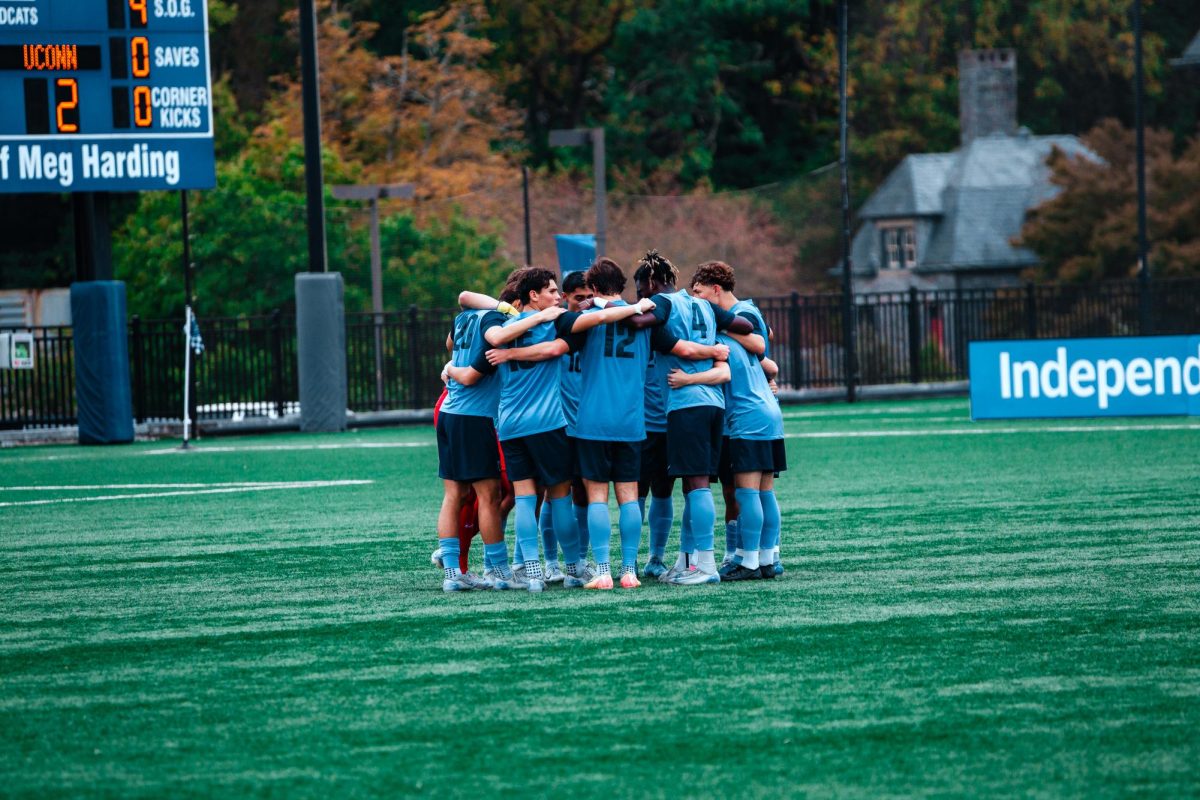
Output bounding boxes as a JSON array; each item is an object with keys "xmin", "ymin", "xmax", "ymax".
[
  {"xmin": 1018, "ymin": 119, "xmax": 1200, "ymax": 282},
  {"xmin": 269, "ymin": 0, "xmax": 519, "ymax": 198}
]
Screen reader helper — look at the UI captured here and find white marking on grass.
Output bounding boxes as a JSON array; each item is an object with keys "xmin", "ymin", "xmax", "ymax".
[
  {"xmin": 0, "ymin": 480, "xmax": 374, "ymax": 508},
  {"xmin": 140, "ymin": 442, "xmax": 433, "ymax": 455},
  {"xmin": 2, "ymin": 482, "xmax": 297, "ymax": 491},
  {"xmin": 786, "ymin": 424, "xmax": 1200, "ymax": 439}
]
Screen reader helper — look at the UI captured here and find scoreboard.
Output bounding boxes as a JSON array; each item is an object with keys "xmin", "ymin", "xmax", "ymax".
[{"xmin": 0, "ymin": 0, "xmax": 215, "ymax": 192}]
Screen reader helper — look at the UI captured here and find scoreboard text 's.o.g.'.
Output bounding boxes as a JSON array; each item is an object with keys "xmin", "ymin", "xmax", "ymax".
[{"xmin": 0, "ymin": 0, "xmax": 215, "ymax": 192}]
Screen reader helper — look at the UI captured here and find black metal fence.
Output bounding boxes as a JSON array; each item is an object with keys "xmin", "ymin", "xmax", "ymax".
[{"xmin": 3, "ymin": 278, "xmax": 1199, "ymax": 430}]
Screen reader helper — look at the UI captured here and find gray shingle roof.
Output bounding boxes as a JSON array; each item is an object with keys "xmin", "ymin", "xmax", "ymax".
[
  {"xmin": 844, "ymin": 131, "xmax": 1098, "ymax": 274},
  {"xmin": 1172, "ymin": 29, "xmax": 1200, "ymax": 67}
]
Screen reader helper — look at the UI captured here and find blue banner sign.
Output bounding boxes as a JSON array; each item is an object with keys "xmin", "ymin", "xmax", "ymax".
[
  {"xmin": 0, "ymin": 0, "xmax": 215, "ymax": 192},
  {"xmin": 970, "ymin": 336, "xmax": 1200, "ymax": 419}
]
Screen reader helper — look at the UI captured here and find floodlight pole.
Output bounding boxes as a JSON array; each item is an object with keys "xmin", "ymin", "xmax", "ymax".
[
  {"xmin": 522, "ymin": 165, "xmax": 533, "ymax": 266},
  {"xmin": 331, "ymin": 183, "xmax": 415, "ymax": 410},
  {"xmin": 549, "ymin": 127, "xmax": 607, "ymax": 257},
  {"xmin": 838, "ymin": 0, "xmax": 858, "ymax": 402},
  {"xmin": 1134, "ymin": 0, "xmax": 1151, "ymax": 335},
  {"xmin": 180, "ymin": 189, "xmax": 197, "ymax": 449},
  {"xmin": 299, "ymin": 0, "xmax": 327, "ymax": 273}
]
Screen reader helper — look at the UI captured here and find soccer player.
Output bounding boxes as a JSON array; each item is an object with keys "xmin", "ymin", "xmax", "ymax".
[
  {"xmin": 434, "ymin": 279, "xmax": 561, "ymax": 592},
  {"xmin": 537, "ymin": 270, "xmax": 594, "ymax": 583},
  {"xmin": 687, "ymin": 261, "xmax": 786, "ymax": 580},
  {"xmin": 475, "ymin": 268, "xmax": 655, "ymax": 591},
  {"xmin": 628, "ymin": 251, "xmax": 753, "ymax": 586}
]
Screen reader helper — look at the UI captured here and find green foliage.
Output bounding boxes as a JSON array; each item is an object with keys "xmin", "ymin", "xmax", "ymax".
[{"xmin": 376, "ymin": 209, "xmax": 514, "ymax": 309}]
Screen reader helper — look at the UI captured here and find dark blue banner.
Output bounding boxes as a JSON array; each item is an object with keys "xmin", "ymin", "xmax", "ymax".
[{"xmin": 970, "ymin": 336, "xmax": 1200, "ymax": 419}]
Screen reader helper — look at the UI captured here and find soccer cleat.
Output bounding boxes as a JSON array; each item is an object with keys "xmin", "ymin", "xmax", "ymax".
[
  {"xmin": 527, "ymin": 577, "xmax": 545, "ymax": 593},
  {"xmin": 584, "ymin": 573, "xmax": 614, "ymax": 590},
  {"xmin": 619, "ymin": 571, "xmax": 641, "ymax": 589},
  {"xmin": 670, "ymin": 566, "xmax": 720, "ymax": 586},
  {"xmin": 544, "ymin": 563, "xmax": 566, "ymax": 584},
  {"xmin": 512, "ymin": 563, "xmax": 527, "ymax": 580},
  {"xmin": 430, "ymin": 547, "xmax": 444, "ymax": 569},
  {"xmin": 717, "ymin": 560, "xmax": 740, "ymax": 578},
  {"xmin": 773, "ymin": 557, "xmax": 784, "ymax": 577},
  {"xmin": 658, "ymin": 563, "xmax": 683, "ymax": 584},
  {"xmin": 757, "ymin": 564, "xmax": 776, "ymax": 580},
  {"xmin": 721, "ymin": 565, "xmax": 760, "ymax": 582},
  {"xmin": 458, "ymin": 571, "xmax": 492, "ymax": 590},
  {"xmin": 489, "ymin": 568, "xmax": 527, "ymax": 590},
  {"xmin": 442, "ymin": 575, "xmax": 476, "ymax": 592},
  {"xmin": 642, "ymin": 557, "xmax": 668, "ymax": 579}
]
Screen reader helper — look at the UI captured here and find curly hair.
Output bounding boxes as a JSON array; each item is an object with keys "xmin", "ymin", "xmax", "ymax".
[
  {"xmin": 632, "ymin": 249, "xmax": 679, "ymax": 288},
  {"xmin": 691, "ymin": 260, "xmax": 735, "ymax": 292},
  {"xmin": 516, "ymin": 267, "xmax": 558, "ymax": 305},
  {"xmin": 584, "ymin": 257, "xmax": 627, "ymax": 296}
]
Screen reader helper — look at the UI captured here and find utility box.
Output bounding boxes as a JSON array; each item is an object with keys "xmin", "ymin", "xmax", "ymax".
[{"xmin": 0, "ymin": 332, "xmax": 34, "ymax": 369}]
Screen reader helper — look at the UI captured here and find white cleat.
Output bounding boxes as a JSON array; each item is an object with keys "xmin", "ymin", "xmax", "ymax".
[
  {"xmin": 431, "ymin": 547, "xmax": 444, "ymax": 568},
  {"xmin": 527, "ymin": 578, "xmax": 545, "ymax": 593},
  {"xmin": 459, "ymin": 571, "xmax": 492, "ymax": 590},
  {"xmin": 670, "ymin": 566, "xmax": 720, "ymax": 586},
  {"xmin": 442, "ymin": 575, "xmax": 476, "ymax": 592},
  {"xmin": 544, "ymin": 563, "xmax": 566, "ymax": 584}
]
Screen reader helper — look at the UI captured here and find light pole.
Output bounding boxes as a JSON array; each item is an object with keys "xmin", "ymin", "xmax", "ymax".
[
  {"xmin": 331, "ymin": 183, "xmax": 415, "ymax": 410},
  {"xmin": 549, "ymin": 127, "xmax": 607, "ymax": 257},
  {"xmin": 838, "ymin": 0, "xmax": 858, "ymax": 402},
  {"xmin": 1133, "ymin": 0, "xmax": 1151, "ymax": 335}
]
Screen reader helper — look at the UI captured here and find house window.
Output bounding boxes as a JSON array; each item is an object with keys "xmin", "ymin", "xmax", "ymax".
[{"xmin": 880, "ymin": 223, "xmax": 917, "ymax": 269}]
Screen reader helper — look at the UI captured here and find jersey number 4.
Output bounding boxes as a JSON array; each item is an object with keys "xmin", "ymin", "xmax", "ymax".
[{"xmin": 689, "ymin": 305, "xmax": 710, "ymax": 338}]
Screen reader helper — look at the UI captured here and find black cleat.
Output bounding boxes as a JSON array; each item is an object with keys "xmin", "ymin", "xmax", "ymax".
[
  {"xmin": 722, "ymin": 564, "xmax": 761, "ymax": 582},
  {"xmin": 757, "ymin": 564, "xmax": 776, "ymax": 580}
]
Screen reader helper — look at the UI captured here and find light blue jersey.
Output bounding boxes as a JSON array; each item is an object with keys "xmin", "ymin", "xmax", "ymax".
[
  {"xmin": 719, "ymin": 333, "xmax": 784, "ymax": 440},
  {"xmin": 658, "ymin": 290, "xmax": 724, "ymax": 412},
  {"xmin": 644, "ymin": 348, "xmax": 668, "ymax": 433},
  {"xmin": 731, "ymin": 299, "xmax": 769, "ymax": 359},
  {"xmin": 561, "ymin": 351, "xmax": 583, "ymax": 436},
  {"xmin": 496, "ymin": 312, "xmax": 567, "ymax": 440},
  {"xmin": 575, "ymin": 301, "xmax": 650, "ymax": 442},
  {"xmin": 440, "ymin": 309, "xmax": 500, "ymax": 419}
]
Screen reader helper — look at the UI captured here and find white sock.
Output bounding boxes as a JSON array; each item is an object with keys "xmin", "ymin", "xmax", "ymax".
[
  {"xmin": 673, "ymin": 552, "xmax": 689, "ymax": 571},
  {"xmin": 773, "ymin": 546, "xmax": 780, "ymax": 562},
  {"xmin": 759, "ymin": 549, "xmax": 773, "ymax": 568},
  {"xmin": 696, "ymin": 550, "xmax": 717, "ymax": 572},
  {"xmin": 742, "ymin": 551, "xmax": 760, "ymax": 570}
]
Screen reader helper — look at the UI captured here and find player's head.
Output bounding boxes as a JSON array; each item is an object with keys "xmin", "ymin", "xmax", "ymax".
[
  {"xmin": 634, "ymin": 249, "xmax": 678, "ymax": 298},
  {"xmin": 517, "ymin": 267, "xmax": 561, "ymax": 310},
  {"xmin": 584, "ymin": 257, "xmax": 626, "ymax": 298},
  {"xmin": 562, "ymin": 271, "xmax": 593, "ymax": 311},
  {"xmin": 690, "ymin": 260, "xmax": 735, "ymax": 304},
  {"xmin": 500, "ymin": 267, "xmax": 531, "ymax": 307}
]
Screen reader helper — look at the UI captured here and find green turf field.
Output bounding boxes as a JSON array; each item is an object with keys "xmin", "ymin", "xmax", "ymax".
[{"xmin": 3, "ymin": 397, "xmax": 1199, "ymax": 797}]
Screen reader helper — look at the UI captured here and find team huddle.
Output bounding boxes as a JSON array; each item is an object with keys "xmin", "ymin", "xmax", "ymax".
[{"xmin": 432, "ymin": 250, "xmax": 786, "ymax": 592}]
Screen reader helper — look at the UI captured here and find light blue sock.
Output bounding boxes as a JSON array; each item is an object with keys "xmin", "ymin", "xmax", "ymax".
[
  {"xmin": 687, "ymin": 488, "xmax": 716, "ymax": 553},
  {"xmin": 574, "ymin": 504, "xmax": 589, "ymax": 559},
  {"xmin": 513, "ymin": 536, "xmax": 524, "ymax": 564},
  {"xmin": 724, "ymin": 518, "xmax": 740, "ymax": 556},
  {"xmin": 514, "ymin": 494, "xmax": 539, "ymax": 568},
  {"xmin": 648, "ymin": 494, "xmax": 672, "ymax": 559},
  {"xmin": 539, "ymin": 501, "xmax": 558, "ymax": 563},
  {"xmin": 484, "ymin": 541, "xmax": 509, "ymax": 577},
  {"xmin": 760, "ymin": 490, "xmax": 781, "ymax": 552},
  {"xmin": 439, "ymin": 537, "xmax": 461, "ymax": 578},
  {"xmin": 587, "ymin": 502, "xmax": 611, "ymax": 566},
  {"xmin": 735, "ymin": 488, "xmax": 764, "ymax": 555},
  {"xmin": 680, "ymin": 492, "xmax": 694, "ymax": 555},
  {"xmin": 618, "ymin": 501, "xmax": 641, "ymax": 568},
  {"xmin": 550, "ymin": 495, "xmax": 581, "ymax": 565}
]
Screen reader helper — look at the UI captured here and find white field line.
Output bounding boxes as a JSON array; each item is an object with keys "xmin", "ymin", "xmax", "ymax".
[
  {"xmin": 140, "ymin": 442, "xmax": 434, "ymax": 455},
  {"xmin": 1, "ymin": 482, "xmax": 305, "ymax": 491},
  {"xmin": 0, "ymin": 480, "xmax": 374, "ymax": 508},
  {"xmin": 786, "ymin": 424, "xmax": 1200, "ymax": 439}
]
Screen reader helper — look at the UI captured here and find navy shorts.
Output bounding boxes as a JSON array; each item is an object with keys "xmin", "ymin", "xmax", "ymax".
[
  {"xmin": 501, "ymin": 427, "xmax": 573, "ymax": 487},
  {"xmin": 666, "ymin": 405, "xmax": 724, "ymax": 478},
  {"xmin": 437, "ymin": 412, "xmax": 500, "ymax": 482},
  {"xmin": 640, "ymin": 431, "xmax": 669, "ymax": 485},
  {"xmin": 713, "ymin": 436, "xmax": 733, "ymax": 485},
  {"xmin": 730, "ymin": 437, "xmax": 788, "ymax": 475},
  {"xmin": 577, "ymin": 439, "xmax": 641, "ymax": 483}
]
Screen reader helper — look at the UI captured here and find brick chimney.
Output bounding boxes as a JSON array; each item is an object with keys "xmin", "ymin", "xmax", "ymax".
[{"xmin": 958, "ymin": 49, "xmax": 1017, "ymax": 145}]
